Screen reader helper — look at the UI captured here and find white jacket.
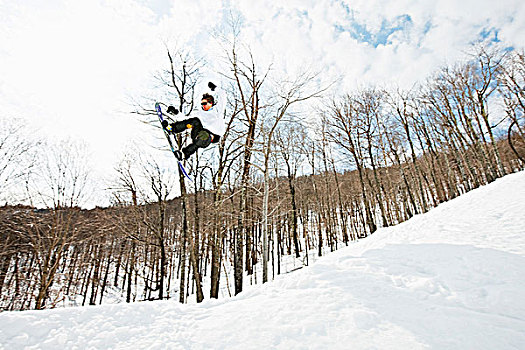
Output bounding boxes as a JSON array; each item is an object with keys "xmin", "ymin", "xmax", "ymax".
[{"xmin": 193, "ymin": 86, "xmax": 227, "ymax": 136}]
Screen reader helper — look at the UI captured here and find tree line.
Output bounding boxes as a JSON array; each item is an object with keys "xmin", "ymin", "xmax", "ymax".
[{"xmin": 0, "ymin": 43, "xmax": 523, "ymax": 311}]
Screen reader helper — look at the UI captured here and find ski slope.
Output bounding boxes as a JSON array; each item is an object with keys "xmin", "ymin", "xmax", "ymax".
[{"xmin": 1, "ymin": 171, "xmax": 525, "ymax": 349}]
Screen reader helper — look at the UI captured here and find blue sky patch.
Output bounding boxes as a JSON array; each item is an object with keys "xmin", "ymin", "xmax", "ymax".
[
  {"xmin": 334, "ymin": 14, "xmax": 413, "ymax": 47},
  {"xmin": 479, "ymin": 27, "xmax": 501, "ymax": 43}
]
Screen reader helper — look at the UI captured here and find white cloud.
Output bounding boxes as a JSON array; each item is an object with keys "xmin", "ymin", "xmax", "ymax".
[
  {"xmin": 0, "ymin": 0, "xmax": 523, "ymax": 207},
  {"xmin": 0, "ymin": 1, "xmax": 162, "ymax": 177}
]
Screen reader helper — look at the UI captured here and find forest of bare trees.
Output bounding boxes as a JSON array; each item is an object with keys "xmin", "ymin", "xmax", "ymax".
[{"xmin": 1, "ymin": 43, "xmax": 524, "ymax": 311}]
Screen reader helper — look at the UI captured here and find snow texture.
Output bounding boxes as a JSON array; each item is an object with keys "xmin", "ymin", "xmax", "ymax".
[{"xmin": 1, "ymin": 171, "xmax": 524, "ymax": 349}]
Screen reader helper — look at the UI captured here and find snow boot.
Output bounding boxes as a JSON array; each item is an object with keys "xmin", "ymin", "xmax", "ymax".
[{"xmin": 174, "ymin": 150, "xmax": 184, "ymax": 161}]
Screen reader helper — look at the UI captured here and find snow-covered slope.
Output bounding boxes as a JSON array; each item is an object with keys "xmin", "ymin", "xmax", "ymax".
[{"xmin": 1, "ymin": 172, "xmax": 525, "ymax": 350}]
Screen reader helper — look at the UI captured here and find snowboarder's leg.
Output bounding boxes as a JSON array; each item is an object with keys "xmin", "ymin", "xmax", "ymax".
[
  {"xmin": 181, "ymin": 129, "xmax": 213, "ymax": 159},
  {"xmin": 194, "ymin": 130, "xmax": 212, "ymax": 148},
  {"xmin": 182, "ymin": 143, "xmax": 198, "ymax": 159},
  {"xmin": 172, "ymin": 118, "xmax": 203, "ymax": 134}
]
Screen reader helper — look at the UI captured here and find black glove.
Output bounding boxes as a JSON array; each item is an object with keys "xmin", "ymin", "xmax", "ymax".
[
  {"xmin": 208, "ymin": 81, "xmax": 216, "ymax": 91},
  {"xmin": 167, "ymin": 106, "xmax": 179, "ymax": 115},
  {"xmin": 161, "ymin": 120, "xmax": 169, "ymax": 129}
]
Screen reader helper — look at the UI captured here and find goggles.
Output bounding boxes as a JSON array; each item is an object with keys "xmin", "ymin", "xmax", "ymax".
[{"xmin": 201, "ymin": 100, "xmax": 213, "ymax": 111}]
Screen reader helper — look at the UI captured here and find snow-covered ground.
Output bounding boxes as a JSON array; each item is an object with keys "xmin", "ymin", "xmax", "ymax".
[{"xmin": 1, "ymin": 171, "xmax": 525, "ymax": 350}]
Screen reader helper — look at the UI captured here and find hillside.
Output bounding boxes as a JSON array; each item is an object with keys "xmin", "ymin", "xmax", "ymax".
[{"xmin": 1, "ymin": 171, "xmax": 524, "ymax": 349}]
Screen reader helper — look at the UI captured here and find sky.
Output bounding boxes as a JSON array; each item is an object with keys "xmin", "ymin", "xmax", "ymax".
[
  {"xmin": 0, "ymin": 0, "xmax": 524, "ymax": 206},
  {"xmin": 1, "ymin": 170, "xmax": 524, "ymax": 349}
]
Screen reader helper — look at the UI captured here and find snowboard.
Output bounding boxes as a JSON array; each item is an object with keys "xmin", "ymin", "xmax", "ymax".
[{"xmin": 155, "ymin": 102, "xmax": 192, "ymax": 181}]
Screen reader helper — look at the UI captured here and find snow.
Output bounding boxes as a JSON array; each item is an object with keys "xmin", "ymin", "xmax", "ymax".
[{"xmin": 1, "ymin": 171, "xmax": 525, "ymax": 349}]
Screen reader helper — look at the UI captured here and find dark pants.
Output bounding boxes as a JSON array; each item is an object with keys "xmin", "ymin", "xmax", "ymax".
[{"xmin": 171, "ymin": 118, "xmax": 220, "ymax": 159}]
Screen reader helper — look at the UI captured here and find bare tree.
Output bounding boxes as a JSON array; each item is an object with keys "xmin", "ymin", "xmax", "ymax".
[
  {"xmin": 30, "ymin": 140, "xmax": 92, "ymax": 209},
  {"xmin": 225, "ymin": 35, "xmax": 270, "ymax": 294},
  {"xmin": 109, "ymin": 150, "xmax": 143, "ymax": 303},
  {"xmin": 258, "ymin": 71, "xmax": 326, "ymax": 283},
  {"xmin": 140, "ymin": 156, "xmax": 177, "ymax": 300},
  {"xmin": 469, "ymin": 45, "xmax": 507, "ymax": 177},
  {"xmin": 25, "ymin": 140, "xmax": 93, "ymax": 309},
  {"xmin": 0, "ymin": 117, "xmax": 39, "ymax": 204},
  {"xmin": 325, "ymin": 95, "xmax": 377, "ymax": 235},
  {"xmin": 208, "ymin": 87, "xmax": 239, "ymax": 299},
  {"xmin": 275, "ymin": 125, "xmax": 308, "ymax": 258},
  {"xmin": 133, "ymin": 46, "xmax": 204, "ymax": 303},
  {"xmin": 498, "ymin": 49, "xmax": 525, "ymax": 163}
]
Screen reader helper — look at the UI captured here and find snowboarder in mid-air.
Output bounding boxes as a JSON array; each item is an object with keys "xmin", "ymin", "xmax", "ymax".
[{"xmin": 162, "ymin": 81, "xmax": 226, "ymax": 160}]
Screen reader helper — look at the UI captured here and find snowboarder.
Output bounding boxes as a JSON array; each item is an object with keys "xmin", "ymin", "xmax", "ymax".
[{"xmin": 162, "ymin": 82, "xmax": 226, "ymax": 160}]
